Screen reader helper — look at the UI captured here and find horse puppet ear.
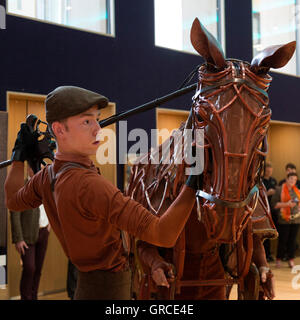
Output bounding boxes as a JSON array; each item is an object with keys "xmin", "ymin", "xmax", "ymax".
[
  {"xmin": 190, "ymin": 18, "xmax": 226, "ymax": 69},
  {"xmin": 250, "ymin": 41, "xmax": 296, "ymax": 74}
]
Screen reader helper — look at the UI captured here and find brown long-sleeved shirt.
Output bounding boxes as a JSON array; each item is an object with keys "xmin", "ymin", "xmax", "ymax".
[{"xmin": 5, "ymin": 153, "xmax": 195, "ymax": 272}]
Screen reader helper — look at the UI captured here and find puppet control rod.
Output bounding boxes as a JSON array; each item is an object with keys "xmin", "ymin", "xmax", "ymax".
[
  {"xmin": 0, "ymin": 82, "xmax": 197, "ymax": 170},
  {"xmin": 99, "ymin": 82, "xmax": 197, "ymax": 127}
]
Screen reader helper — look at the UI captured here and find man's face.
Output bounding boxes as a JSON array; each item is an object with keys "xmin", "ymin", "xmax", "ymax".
[
  {"xmin": 287, "ymin": 175, "xmax": 298, "ymax": 188},
  {"xmin": 265, "ymin": 166, "xmax": 273, "ymax": 177},
  {"xmin": 56, "ymin": 105, "xmax": 101, "ymax": 156}
]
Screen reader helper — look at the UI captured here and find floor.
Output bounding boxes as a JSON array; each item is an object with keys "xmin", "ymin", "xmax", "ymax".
[
  {"xmin": 39, "ymin": 290, "xmax": 69, "ymax": 300},
  {"xmin": 268, "ymin": 256, "xmax": 300, "ymax": 300},
  {"xmin": 229, "ymin": 256, "xmax": 300, "ymax": 300},
  {"xmin": 39, "ymin": 257, "xmax": 300, "ymax": 300}
]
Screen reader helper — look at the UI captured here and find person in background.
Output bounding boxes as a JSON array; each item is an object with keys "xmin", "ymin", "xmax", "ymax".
[
  {"xmin": 279, "ymin": 163, "xmax": 300, "ymax": 189},
  {"xmin": 271, "ymin": 172, "xmax": 300, "ymax": 268},
  {"xmin": 262, "ymin": 163, "xmax": 277, "ymax": 262},
  {"xmin": 278, "ymin": 163, "xmax": 300, "ymax": 260},
  {"xmin": 10, "ymin": 166, "xmax": 50, "ymax": 300}
]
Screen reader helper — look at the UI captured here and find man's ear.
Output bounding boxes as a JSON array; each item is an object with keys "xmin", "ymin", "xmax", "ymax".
[{"xmin": 51, "ymin": 121, "xmax": 65, "ymax": 137}]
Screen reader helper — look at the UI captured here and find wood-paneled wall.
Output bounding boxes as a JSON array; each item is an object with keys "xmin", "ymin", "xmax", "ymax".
[
  {"xmin": 156, "ymin": 108, "xmax": 189, "ymax": 144},
  {"xmin": 267, "ymin": 121, "xmax": 300, "ymax": 182}
]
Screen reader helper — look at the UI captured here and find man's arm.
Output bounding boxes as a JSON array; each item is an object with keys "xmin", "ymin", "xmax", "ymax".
[
  {"xmin": 5, "ymin": 122, "xmax": 41, "ymax": 210},
  {"xmin": 137, "ymin": 240, "xmax": 175, "ymax": 288},
  {"xmin": 274, "ymin": 200, "xmax": 296, "ymax": 209},
  {"xmin": 143, "ymin": 185, "xmax": 196, "ymax": 247},
  {"xmin": 108, "ymin": 182, "xmax": 196, "ymax": 248},
  {"xmin": 252, "ymin": 234, "xmax": 275, "ymax": 300},
  {"xmin": 81, "ymin": 172, "xmax": 197, "ymax": 249},
  {"xmin": 5, "ymin": 162, "xmax": 43, "ymax": 212},
  {"xmin": 5, "ymin": 161, "xmax": 26, "ymax": 210}
]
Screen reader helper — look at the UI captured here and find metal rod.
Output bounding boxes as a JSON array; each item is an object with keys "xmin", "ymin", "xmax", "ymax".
[
  {"xmin": 0, "ymin": 159, "xmax": 12, "ymax": 169},
  {"xmin": 0, "ymin": 82, "xmax": 197, "ymax": 169},
  {"xmin": 99, "ymin": 82, "xmax": 197, "ymax": 127}
]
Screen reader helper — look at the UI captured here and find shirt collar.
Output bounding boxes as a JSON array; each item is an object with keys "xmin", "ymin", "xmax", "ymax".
[{"xmin": 54, "ymin": 151, "xmax": 94, "ymax": 168}]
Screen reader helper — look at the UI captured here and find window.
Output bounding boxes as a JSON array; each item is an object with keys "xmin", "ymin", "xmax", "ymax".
[
  {"xmin": 0, "ymin": 4, "xmax": 5, "ymax": 29},
  {"xmin": 252, "ymin": 0, "xmax": 298, "ymax": 76},
  {"xmin": 7, "ymin": 0, "xmax": 115, "ymax": 36},
  {"xmin": 154, "ymin": 0, "xmax": 225, "ymax": 54}
]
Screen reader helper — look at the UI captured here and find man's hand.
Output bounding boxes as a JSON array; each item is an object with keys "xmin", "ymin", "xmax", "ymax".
[
  {"xmin": 252, "ymin": 234, "xmax": 275, "ymax": 299},
  {"xmin": 185, "ymin": 174, "xmax": 203, "ymax": 191},
  {"xmin": 11, "ymin": 123, "xmax": 38, "ymax": 162},
  {"xmin": 15, "ymin": 241, "xmax": 28, "ymax": 256},
  {"xmin": 259, "ymin": 266, "xmax": 275, "ymax": 300},
  {"xmin": 287, "ymin": 200, "xmax": 297, "ymax": 208},
  {"xmin": 151, "ymin": 261, "xmax": 175, "ymax": 288}
]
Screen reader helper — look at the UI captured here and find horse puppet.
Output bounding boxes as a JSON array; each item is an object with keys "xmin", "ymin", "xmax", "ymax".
[{"xmin": 125, "ymin": 18, "xmax": 296, "ymax": 300}]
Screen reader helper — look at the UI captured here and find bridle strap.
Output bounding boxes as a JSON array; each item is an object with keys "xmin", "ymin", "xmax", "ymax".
[
  {"xmin": 193, "ymin": 78, "xmax": 269, "ymax": 100},
  {"xmin": 196, "ymin": 184, "xmax": 259, "ymax": 208},
  {"xmin": 192, "ymin": 63, "xmax": 268, "ymax": 210}
]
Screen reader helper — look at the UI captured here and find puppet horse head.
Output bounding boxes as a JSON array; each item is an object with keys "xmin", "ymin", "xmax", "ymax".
[{"xmin": 190, "ymin": 18, "xmax": 295, "ymax": 243}]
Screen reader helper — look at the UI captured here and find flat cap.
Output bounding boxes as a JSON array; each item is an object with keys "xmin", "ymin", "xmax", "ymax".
[{"xmin": 45, "ymin": 86, "xmax": 109, "ymax": 123}]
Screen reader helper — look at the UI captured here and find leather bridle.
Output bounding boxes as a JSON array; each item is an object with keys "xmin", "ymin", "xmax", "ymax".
[
  {"xmin": 193, "ymin": 60, "xmax": 271, "ymax": 210},
  {"xmin": 197, "ymin": 184, "xmax": 259, "ymax": 209}
]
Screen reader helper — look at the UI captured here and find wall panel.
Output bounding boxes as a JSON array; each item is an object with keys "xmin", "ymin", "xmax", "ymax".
[
  {"xmin": 267, "ymin": 121, "xmax": 300, "ymax": 182},
  {"xmin": 156, "ymin": 108, "xmax": 189, "ymax": 144}
]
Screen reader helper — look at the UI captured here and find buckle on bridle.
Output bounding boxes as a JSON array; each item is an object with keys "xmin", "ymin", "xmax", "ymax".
[{"xmin": 195, "ymin": 184, "xmax": 259, "ymax": 209}]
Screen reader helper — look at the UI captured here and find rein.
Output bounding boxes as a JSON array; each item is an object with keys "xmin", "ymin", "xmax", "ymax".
[{"xmin": 193, "ymin": 77, "xmax": 269, "ymax": 100}]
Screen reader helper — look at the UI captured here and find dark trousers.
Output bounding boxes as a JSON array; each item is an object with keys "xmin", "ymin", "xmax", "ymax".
[
  {"xmin": 67, "ymin": 260, "xmax": 78, "ymax": 300},
  {"xmin": 74, "ymin": 268, "xmax": 132, "ymax": 300},
  {"xmin": 276, "ymin": 223, "xmax": 300, "ymax": 260},
  {"xmin": 20, "ymin": 227, "xmax": 49, "ymax": 300}
]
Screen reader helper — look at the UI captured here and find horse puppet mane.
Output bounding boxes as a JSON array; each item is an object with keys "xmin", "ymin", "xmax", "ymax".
[{"xmin": 125, "ymin": 122, "xmax": 188, "ymax": 216}]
